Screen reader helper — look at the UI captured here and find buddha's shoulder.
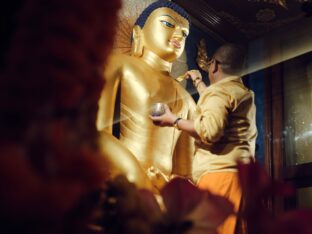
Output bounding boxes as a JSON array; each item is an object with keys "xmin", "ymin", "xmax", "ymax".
[{"xmin": 106, "ymin": 53, "xmax": 146, "ymax": 69}]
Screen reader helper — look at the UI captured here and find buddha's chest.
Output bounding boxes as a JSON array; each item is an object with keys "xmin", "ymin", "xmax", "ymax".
[
  {"xmin": 120, "ymin": 70, "xmax": 188, "ymax": 116},
  {"xmin": 122, "ymin": 70, "xmax": 173, "ymax": 96}
]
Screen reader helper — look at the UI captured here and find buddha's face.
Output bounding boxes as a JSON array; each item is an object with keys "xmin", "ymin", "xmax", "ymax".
[{"xmin": 142, "ymin": 7, "xmax": 189, "ymax": 62}]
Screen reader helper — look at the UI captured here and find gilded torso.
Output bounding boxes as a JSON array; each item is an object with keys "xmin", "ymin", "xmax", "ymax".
[{"xmin": 107, "ymin": 54, "xmax": 194, "ymax": 177}]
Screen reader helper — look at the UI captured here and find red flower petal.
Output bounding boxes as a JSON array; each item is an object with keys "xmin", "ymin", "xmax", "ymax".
[
  {"xmin": 161, "ymin": 178, "xmax": 204, "ymax": 220},
  {"xmin": 138, "ymin": 189, "xmax": 162, "ymax": 219},
  {"xmin": 185, "ymin": 192, "xmax": 234, "ymax": 234},
  {"xmin": 270, "ymin": 209, "xmax": 312, "ymax": 234}
]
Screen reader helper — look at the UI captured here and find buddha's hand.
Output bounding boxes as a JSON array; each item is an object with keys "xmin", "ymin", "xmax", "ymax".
[
  {"xmin": 147, "ymin": 166, "xmax": 169, "ymax": 191},
  {"xmin": 149, "ymin": 104, "xmax": 177, "ymax": 127}
]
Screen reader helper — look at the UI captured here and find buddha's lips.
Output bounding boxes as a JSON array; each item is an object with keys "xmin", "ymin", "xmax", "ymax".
[{"xmin": 170, "ymin": 39, "xmax": 181, "ymax": 49}]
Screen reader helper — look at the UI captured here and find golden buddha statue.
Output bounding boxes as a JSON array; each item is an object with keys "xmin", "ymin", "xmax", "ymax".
[{"xmin": 97, "ymin": 0, "xmax": 196, "ymax": 191}]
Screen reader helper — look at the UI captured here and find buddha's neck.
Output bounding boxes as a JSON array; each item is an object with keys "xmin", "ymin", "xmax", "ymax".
[{"xmin": 141, "ymin": 49, "xmax": 172, "ymax": 74}]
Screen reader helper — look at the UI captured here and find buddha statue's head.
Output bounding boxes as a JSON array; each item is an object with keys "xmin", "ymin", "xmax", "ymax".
[{"xmin": 131, "ymin": 0, "xmax": 190, "ymax": 62}]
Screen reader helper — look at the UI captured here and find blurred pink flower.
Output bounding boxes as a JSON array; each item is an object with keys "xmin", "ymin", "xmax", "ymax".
[
  {"xmin": 159, "ymin": 178, "xmax": 234, "ymax": 234},
  {"xmin": 0, "ymin": 0, "xmax": 121, "ymax": 233},
  {"xmin": 238, "ymin": 161, "xmax": 312, "ymax": 234},
  {"xmin": 99, "ymin": 176, "xmax": 234, "ymax": 234},
  {"xmin": 271, "ymin": 209, "xmax": 312, "ymax": 234}
]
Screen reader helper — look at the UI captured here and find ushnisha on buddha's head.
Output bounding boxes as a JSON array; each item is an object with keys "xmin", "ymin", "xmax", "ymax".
[{"xmin": 131, "ymin": 0, "xmax": 190, "ymax": 62}]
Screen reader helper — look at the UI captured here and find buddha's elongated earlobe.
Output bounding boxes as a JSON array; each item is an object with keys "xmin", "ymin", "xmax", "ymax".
[{"xmin": 131, "ymin": 25, "xmax": 143, "ymax": 57}]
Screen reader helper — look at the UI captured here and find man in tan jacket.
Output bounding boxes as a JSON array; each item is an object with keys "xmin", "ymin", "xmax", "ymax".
[{"xmin": 151, "ymin": 43, "xmax": 257, "ymax": 234}]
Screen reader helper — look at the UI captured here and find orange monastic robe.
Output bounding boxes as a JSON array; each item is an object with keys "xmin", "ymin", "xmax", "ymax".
[{"xmin": 197, "ymin": 172, "xmax": 244, "ymax": 234}]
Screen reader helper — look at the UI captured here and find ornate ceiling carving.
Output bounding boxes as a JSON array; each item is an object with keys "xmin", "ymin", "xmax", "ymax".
[
  {"xmin": 248, "ymin": 0, "xmax": 308, "ymax": 8},
  {"xmin": 173, "ymin": 0, "xmax": 310, "ymax": 42}
]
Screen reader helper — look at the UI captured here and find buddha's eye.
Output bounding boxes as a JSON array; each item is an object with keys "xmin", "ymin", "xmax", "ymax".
[{"xmin": 160, "ymin": 20, "xmax": 175, "ymax": 28}]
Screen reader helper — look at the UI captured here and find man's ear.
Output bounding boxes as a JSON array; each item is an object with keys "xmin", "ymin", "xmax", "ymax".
[
  {"xmin": 212, "ymin": 60, "xmax": 218, "ymax": 74},
  {"xmin": 131, "ymin": 25, "xmax": 143, "ymax": 57}
]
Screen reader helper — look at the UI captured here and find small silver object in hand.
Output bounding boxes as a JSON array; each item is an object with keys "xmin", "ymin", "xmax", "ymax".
[{"xmin": 150, "ymin": 102, "xmax": 166, "ymax": 116}]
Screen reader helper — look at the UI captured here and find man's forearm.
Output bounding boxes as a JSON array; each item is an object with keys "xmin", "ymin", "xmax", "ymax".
[
  {"xmin": 175, "ymin": 118, "xmax": 200, "ymax": 139},
  {"xmin": 196, "ymin": 80, "xmax": 207, "ymax": 95}
]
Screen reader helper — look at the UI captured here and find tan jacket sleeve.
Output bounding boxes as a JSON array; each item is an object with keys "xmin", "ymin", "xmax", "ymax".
[{"xmin": 194, "ymin": 88, "xmax": 232, "ymax": 145}]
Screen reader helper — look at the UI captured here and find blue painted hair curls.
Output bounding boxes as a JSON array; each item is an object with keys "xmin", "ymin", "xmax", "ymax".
[{"xmin": 134, "ymin": 0, "xmax": 191, "ymax": 28}]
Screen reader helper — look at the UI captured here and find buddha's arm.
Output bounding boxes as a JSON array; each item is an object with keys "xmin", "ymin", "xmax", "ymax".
[
  {"xmin": 96, "ymin": 56, "xmax": 121, "ymax": 133},
  {"xmin": 172, "ymin": 130, "xmax": 194, "ymax": 178},
  {"xmin": 96, "ymin": 55, "xmax": 153, "ymax": 190},
  {"xmin": 172, "ymin": 99, "xmax": 197, "ymax": 179},
  {"xmin": 98, "ymin": 132, "xmax": 153, "ymax": 190}
]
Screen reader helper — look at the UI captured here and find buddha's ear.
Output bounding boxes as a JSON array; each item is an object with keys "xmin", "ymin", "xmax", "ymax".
[{"xmin": 131, "ymin": 25, "xmax": 143, "ymax": 57}]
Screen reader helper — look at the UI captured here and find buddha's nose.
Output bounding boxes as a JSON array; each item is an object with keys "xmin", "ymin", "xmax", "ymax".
[{"xmin": 172, "ymin": 27, "xmax": 184, "ymax": 41}]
